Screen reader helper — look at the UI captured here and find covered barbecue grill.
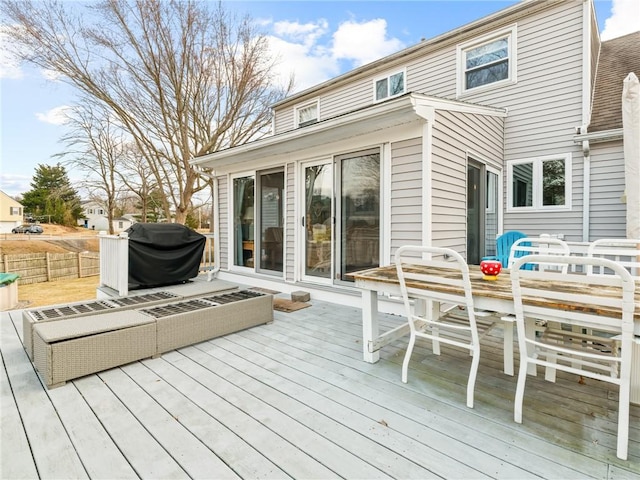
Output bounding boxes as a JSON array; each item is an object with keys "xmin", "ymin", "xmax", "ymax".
[{"xmin": 127, "ymin": 223, "xmax": 206, "ymax": 289}]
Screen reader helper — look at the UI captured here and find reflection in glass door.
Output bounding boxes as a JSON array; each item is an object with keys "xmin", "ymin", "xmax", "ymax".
[
  {"xmin": 467, "ymin": 161, "xmax": 499, "ymax": 264},
  {"xmin": 304, "ymin": 163, "xmax": 333, "ymax": 278},
  {"xmin": 467, "ymin": 163, "xmax": 482, "ymax": 264},
  {"xmin": 337, "ymin": 150, "xmax": 380, "ymax": 281},
  {"xmin": 257, "ymin": 170, "xmax": 284, "ymax": 273}
]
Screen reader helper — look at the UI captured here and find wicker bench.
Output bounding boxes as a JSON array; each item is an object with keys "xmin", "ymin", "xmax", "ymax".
[
  {"xmin": 31, "ymin": 290, "xmax": 273, "ymax": 389},
  {"xmin": 32, "ymin": 311, "xmax": 157, "ymax": 388}
]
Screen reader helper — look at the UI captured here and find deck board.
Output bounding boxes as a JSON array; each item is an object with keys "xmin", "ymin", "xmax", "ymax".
[{"xmin": 2, "ymin": 278, "xmax": 640, "ymax": 479}]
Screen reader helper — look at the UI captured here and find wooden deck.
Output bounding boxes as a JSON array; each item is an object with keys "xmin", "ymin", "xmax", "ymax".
[{"xmin": 2, "ymin": 280, "xmax": 639, "ymax": 479}]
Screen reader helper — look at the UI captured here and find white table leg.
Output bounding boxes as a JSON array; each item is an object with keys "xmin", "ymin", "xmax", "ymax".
[
  {"xmin": 362, "ymin": 289, "xmax": 379, "ymax": 363},
  {"xmin": 632, "ymin": 337, "xmax": 640, "ymax": 405}
]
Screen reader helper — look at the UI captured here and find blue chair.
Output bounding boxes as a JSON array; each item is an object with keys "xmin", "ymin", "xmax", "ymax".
[{"xmin": 482, "ymin": 231, "xmax": 527, "ymax": 268}]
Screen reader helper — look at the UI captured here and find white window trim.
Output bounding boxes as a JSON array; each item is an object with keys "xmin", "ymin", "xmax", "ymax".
[
  {"xmin": 373, "ymin": 68, "xmax": 406, "ymax": 103},
  {"xmin": 506, "ymin": 153, "xmax": 572, "ymax": 212},
  {"xmin": 294, "ymin": 98, "xmax": 320, "ymax": 128},
  {"xmin": 456, "ymin": 25, "xmax": 517, "ymax": 97}
]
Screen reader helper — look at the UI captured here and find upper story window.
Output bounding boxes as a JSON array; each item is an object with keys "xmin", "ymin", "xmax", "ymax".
[
  {"xmin": 507, "ymin": 153, "xmax": 571, "ymax": 211},
  {"xmin": 457, "ymin": 26, "xmax": 517, "ymax": 96},
  {"xmin": 374, "ymin": 70, "xmax": 405, "ymax": 101},
  {"xmin": 295, "ymin": 99, "xmax": 319, "ymax": 128},
  {"xmin": 10, "ymin": 206, "xmax": 21, "ymax": 215}
]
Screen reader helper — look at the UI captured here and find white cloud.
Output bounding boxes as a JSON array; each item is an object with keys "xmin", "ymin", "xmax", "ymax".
[
  {"xmin": 0, "ymin": 173, "xmax": 31, "ymax": 198},
  {"xmin": 0, "ymin": 26, "xmax": 24, "ymax": 79},
  {"xmin": 600, "ymin": 0, "xmax": 640, "ymax": 41},
  {"xmin": 265, "ymin": 17, "xmax": 405, "ymax": 93},
  {"xmin": 332, "ymin": 18, "xmax": 405, "ymax": 67},
  {"xmin": 35, "ymin": 105, "xmax": 72, "ymax": 125}
]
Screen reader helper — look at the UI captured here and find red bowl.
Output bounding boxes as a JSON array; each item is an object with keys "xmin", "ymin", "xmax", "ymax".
[{"xmin": 480, "ymin": 260, "xmax": 502, "ymax": 276}]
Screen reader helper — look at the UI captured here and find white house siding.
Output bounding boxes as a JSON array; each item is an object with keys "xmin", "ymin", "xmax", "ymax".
[
  {"xmin": 460, "ymin": 2, "xmax": 586, "ymax": 241},
  {"xmin": 217, "ymin": 176, "xmax": 229, "ymax": 270},
  {"xmin": 431, "ymin": 110, "xmax": 505, "ymax": 258},
  {"xmin": 389, "ymin": 138, "xmax": 423, "ymax": 260},
  {"xmin": 273, "ymin": 110, "xmax": 294, "ymax": 135},
  {"xmin": 589, "ymin": 141, "xmax": 626, "ymax": 240},
  {"xmin": 285, "ymin": 162, "xmax": 296, "ymax": 282},
  {"xmin": 272, "ymin": 2, "xmax": 588, "ymax": 241}
]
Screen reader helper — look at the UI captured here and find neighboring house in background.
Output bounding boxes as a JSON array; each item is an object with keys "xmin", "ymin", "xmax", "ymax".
[
  {"xmin": 0, "ymin": 190, "xmax": 24, "ymax": 233},
  {"xmin": 78, "ymin": 201, "xmax": 135, "ymax": 233},
  {"xmin": 192, "ymin": 0, "xmax": 639, "ymax": 306}
]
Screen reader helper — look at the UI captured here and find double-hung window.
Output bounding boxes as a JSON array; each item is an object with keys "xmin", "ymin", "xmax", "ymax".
[
  {"xmin": 457, "ymin": 26, "xmax": 516, "ymax": 95},
  {"xmin": 374, "ymin": 70, "xmax": 405, "ymax": 101},
  {"xmin": 295, "ymin": 99, "xmax": 319, "ymax": 128},
  {"xmin": 507, "ymin": 153, "xmax": 571, "ymax": 211}
]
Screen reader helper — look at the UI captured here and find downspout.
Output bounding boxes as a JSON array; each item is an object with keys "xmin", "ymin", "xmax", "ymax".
[
  {"xmin": 580, "ymin": 126, "xmax": 591, "ymax": 242},
  {"xmin": 580, "ymin": 0, "xmax": 592, "ymax": 242},
  {"xmin": 195, "ymin": 167, "xmax": 220, "ymax": 279}
]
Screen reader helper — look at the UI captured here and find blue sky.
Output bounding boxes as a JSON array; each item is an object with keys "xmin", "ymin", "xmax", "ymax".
[{"xmin": 1, "ymin": 0, "xmax": 638, "ymax": 199}]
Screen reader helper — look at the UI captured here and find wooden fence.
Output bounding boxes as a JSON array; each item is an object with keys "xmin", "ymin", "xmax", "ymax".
[{"xmin": 0, "ymin": 252, "xmax": 100, "ymax": 285}]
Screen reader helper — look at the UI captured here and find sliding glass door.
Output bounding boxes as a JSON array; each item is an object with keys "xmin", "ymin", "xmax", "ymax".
[{"xmin": 302, "ymin": 148, "xmax": 381, "ymax": 283}]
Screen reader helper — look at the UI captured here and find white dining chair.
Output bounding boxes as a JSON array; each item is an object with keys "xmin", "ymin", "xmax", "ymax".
[
  {"xmin": 587, "ymin": 238, "xmax": 640, "ymax": 279},
  {"xmin": 507, "ymin": 236, "xmax": 571, "ymax": 271},
  {"xmin": 395, "ymin": 245, "xmax": 482, "ymax": 408},
  {"xmin": 510, "ymin": 254, "xmax": 634, "ymax": 460},
  {"xmin": 498, "ymin": 236, "xmax": 572, "ymax": 375}
]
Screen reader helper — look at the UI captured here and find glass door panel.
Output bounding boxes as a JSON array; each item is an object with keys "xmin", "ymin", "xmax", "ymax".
[
  {"xmin": 467, "ymin": 163, "xmax": 482, "ymax": 264},
  {"xmin": 338, "ymin": 151, "xmax": 380, "ymax": 281},
  {"xmin": 304, "ymin": 164, "xmax": 332, "ymax": 278},
  {"xmin": 485, "ymin": 171, "xmax": 499, "ymax": 258},
  {"xmin": 257, "ymin": 170, "xmax": 284, "ymax": 273},
  {"xmin": 233, "ymin": 176, "xmax": 255, "ymax": 267}
]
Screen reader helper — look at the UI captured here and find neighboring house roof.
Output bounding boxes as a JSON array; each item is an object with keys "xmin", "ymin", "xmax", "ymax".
[{"xmin": 590, "ymin": 31, "xmax": 640, "ymax": 133}]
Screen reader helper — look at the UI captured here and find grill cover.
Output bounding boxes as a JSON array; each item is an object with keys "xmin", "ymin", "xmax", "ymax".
[{"xmin": 127, "ymin": 223, "xmax": 206, "ymax": 289}]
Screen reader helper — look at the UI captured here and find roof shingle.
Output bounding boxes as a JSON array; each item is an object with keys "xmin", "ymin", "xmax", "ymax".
[{"xmin": 590, "ymin": 31, "xmax": 640, "ymax": 133}]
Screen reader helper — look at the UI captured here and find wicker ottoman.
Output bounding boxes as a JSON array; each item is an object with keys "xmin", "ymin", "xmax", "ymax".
[
  {"xmin": 32, "ymin": 311, "xmax": 157, "ymax": 389},
  {"xmin": 23, "ymin": 291, "xmax": 179, "ymax": 361}
]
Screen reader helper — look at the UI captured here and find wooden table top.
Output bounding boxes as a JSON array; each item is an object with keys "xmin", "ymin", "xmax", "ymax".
[{"xmin": 352, "ymin": 264, "xmax": 640, "ymax": 321}]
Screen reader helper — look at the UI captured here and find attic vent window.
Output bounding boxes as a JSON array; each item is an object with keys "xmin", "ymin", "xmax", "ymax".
[
  {"xmin": 295, "ymin": 100, "xmax": 319, "ymax": 128},
  {"xmin": 457, "ymin": 26, "xmax": 517, "ymax": 95},
  {"xmin": 375, "ymin": 70, "xmax": 405, "ymax": 101}
]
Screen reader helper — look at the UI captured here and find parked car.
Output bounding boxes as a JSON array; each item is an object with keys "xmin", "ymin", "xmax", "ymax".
[{"xmin": 11, "ymin": 224, "xmax": 43, "ymax": 234}]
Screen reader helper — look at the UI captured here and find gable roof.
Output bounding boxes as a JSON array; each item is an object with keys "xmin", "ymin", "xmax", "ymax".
[{"xmin": 590, "ymin": 31, "xmax": 640, "ymax": 133}]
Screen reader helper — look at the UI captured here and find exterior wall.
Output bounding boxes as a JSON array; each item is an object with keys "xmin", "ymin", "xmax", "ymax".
[
  {"xmin": 217, "ymin": 176, "xmax": 229, "ymax": 271},
  {"xmin": 589, "ymin": 141, "xmax": 626, "ymax": 240},
  {"xmin": 389, "ymin": 137, "xmax": 423, "ymax": 260},
  {"xmin": 431, "ymin": 110, "xmax": 505, "ymax": 258},
  {"xmin": 270, "ymin": 1, "xmax": 589, "ymax": 241},
  {"xmin": 285, "ymin": 162, "xmax": 296, "ymax": 282}
]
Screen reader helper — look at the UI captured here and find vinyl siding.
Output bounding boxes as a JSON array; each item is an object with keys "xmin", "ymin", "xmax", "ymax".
[
  {"xmin": 217, "ymin": 176, "xmax": 229, "ymax": 270},
  {"xmin": 589, "ymin": 141, "xmax": 626, "ymax": 240},
  {"xmin": 285, "ymin": 162, "xmax": 296, "ymax": 281},
  {"xmin": 271, "ymin": 1, "xmax": 587, "ymax": 241},
  {"xmin": 389, "ymin": 138, "xmax": 423, "ymax": 261},
  {"xmin": 431, "ymin": 110, "xmax": 504, "ymax": 259}
]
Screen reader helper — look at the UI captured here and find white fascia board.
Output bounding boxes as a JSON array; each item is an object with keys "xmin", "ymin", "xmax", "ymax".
[{"xmin": 192, "ymin": 93, "xmax": 506, "ymax": 172}]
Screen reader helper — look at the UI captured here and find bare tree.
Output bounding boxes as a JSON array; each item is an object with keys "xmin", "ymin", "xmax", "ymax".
[
  {"xmin": 3, "ymin": 0, "xmax": 293, "ymax": 223},
  {"xmin": 58, "ymin": 101, "xmax": 126, "ymax": 234},
  {"xmin": 117, "ymin": 143, "xmax": 159, "ymax": 224}
]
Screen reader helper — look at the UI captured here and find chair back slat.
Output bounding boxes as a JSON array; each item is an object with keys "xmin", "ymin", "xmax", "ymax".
[
  {"xmin": 508, "ymin": 237, "xmax": 571, "ymax": 272},
  {"xmin": 587, "ymin": 238, "xmax": 640, "ymax": 278}
]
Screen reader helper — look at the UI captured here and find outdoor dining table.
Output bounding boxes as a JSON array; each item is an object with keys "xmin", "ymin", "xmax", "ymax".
[{"xmin": 352, "ymin": 263, "xmax": 640, "ymax": 405}]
